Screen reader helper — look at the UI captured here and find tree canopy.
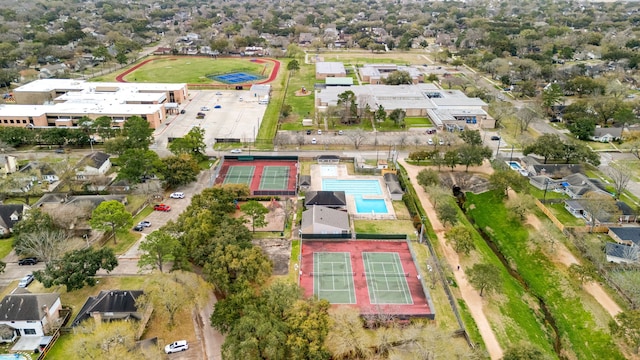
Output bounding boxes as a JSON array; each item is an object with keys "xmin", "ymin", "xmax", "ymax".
[
  {"xmin": 34, "ymin": 248, "xmax": 118, "ymax": 291},
  {"xmin": 90, "ymin": 200, "xmax": 133, "ymax": 244}
]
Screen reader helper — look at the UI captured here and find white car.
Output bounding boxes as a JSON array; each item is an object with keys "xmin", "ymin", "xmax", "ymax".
[
  {"xmin": 165, "ymin": 340, "xmax": 188, "ymax": 354},
  {"xmin": 169, "ymin": 192, "xmax": 185, "ymax": 199},
  {"xmin": 230, "ymin": 149, "xmax": 242, "ymax": 154},
  {"xmin": 311, "ymin": 138, "xmax": 317, "ymax": 144},
  {"xmin": 427, "ymin": 138, "xmax": 434, "ymax": 145},
  {"xmin": 200, "ymin": 106, "xmax": 210, "ymax": 111}
]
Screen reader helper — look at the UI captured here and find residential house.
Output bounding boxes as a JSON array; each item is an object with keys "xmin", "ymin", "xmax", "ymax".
[
  {"xmin": 305, "ymin": 191, "xmax": 347, "ymax": 210},
  {"xmin": 0, "ymin": 292, "xmax": 62, "ymax": 340},
  {"xmin": 608, "ymin": 227, "xmax": 640, "ymax": 247},
  {"xmin": 71, "ymin": 290, "xmax": 145, "ymax": 327},
  {"xmin": 564, "ymin": 199, "xmax": 586, "ymax": 218},
  {"xmin": 300, "ymin": 206, "xmax": 350, "ymax": 236},
  {"xmin": 383, "ymin": 173, "xmax": 404, "ymax": 201},
  {"xmin": 0, "ymin": 204, "xmax": 29, "ymax": 236},
  {"xmin": 0, "ymin": 155, "xmax": 17, "ymax": 176},
  {"xmin": 299, "ymin": 33, "xmax": 315, "ymax": 46},
  {"xmin": 591, "ymin": 127, "xmax": 623, "ymax": 143},
  {"xmin": 75, "ymin": 152, "xmax": 111, "ymax": 180},
  {"xmin": 38, "ymin": 64, "xmax": 68, "ymax": 79},
  {"xmin": 560, "ymin": 173, "xmax": 609, "ymax": 199},
  {"xmin": 605, "ymin": 242, "xmax": 638, "ymax": 264}
]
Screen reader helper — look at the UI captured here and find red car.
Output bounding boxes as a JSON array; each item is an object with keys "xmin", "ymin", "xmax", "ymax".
[{"xmin": 153, "ymin": 204, "xmax": 171, "ymax": 212}]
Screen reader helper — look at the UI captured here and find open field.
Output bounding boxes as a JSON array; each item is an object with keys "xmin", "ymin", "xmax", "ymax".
[
  {"xmin": 109, "ymin": 57, "xmax": 271, "ymax": 84},
  {"xmin": 316, "ymin": 51, "xmax": 429, "ymax": 66}
]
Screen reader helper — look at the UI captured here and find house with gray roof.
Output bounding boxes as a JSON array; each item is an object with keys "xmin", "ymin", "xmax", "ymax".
[
  {"xmin": 605, "ymin": 242, "xmax": 638, "ymax": 264},
  {"xmin": 75, "ymin": 151, "xmax": 111, "ymax": 180},
  {"xmin": 608, "ymin": 227, "xmax": 640, "ymax": 247},
  {"xmin": 0, "ymin": 204, "xmax": 29, "ymax": 236},
  {"xmin": 591, "ymin": 127, "xmax": 623, "ymax": 143},
  {"xmin": 0, "ymin": 292, "xmax": 61, "ymax": 340},
  {"xmin": 301, "ymin": 206, "xmax": 350, "ymax": 236},
  {"xmin": 305, "ymin": 191, "xmax": 347, "ymax": 210},
  {"xmin": 561, "ymin": 173, "xmax": 609, "ymax": 199},
  {"xmin": 72, "ymin": 290, "xmax": 145, "ymax": 327}
]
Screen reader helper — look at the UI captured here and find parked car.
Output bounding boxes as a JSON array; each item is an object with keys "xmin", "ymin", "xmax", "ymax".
[
  {"xmin": 200, "ymin": 106, "xmax": 210, "ymax": 111},
  {"xmin": 165, "ymin": 340, "xmax": 189, "ymax": 354},
  {"xmin": 427, "ymin": 138, "xmax": 434, "ymax": 145},
  {"xmin": 230, "ymin": 149, "xmax": 242, "ymax": 154},
  {"xmin": 338, "ymin": 130, "xmax": 344, "ymax": 135},
  {"xmin": 238, "ymin": 97, "xmax": 243, "ymax": 102},
  {"xmin": 133, "ymin": 224, "xmax": 144, "ymax": 231},
  {"xmin": 180, "ymin": 109, "xmax": 186, "ymax": 114},
  {"xmin": 439, "ymin": 139, "xmax": 445, "ymax": 145},
  {"xmin": 153, "ymin": 204, "xmax": 171, "ymax": 212},
  {"xmin": 215, "ymin": 92, "xmax": 222, "ymax": 95},
  {"xmin": 425, "ymin": 128, "xmax": 437, "ymax": 135},
  {"xmin": 169, "ymin": 192, "xmax": 185, "ymax": 199},
  {"xmin": 18, "ymin": 274, "xmax": 34, "ymax": 288},
  {"xmin": 214, "ymin": 104, "xmax": 222, "ymax": 109},
  {"xmin": 311, "ymin": 138, "xmax": 317, "ymax": 144},
  {"xmin": 306, "ymin": 130, "xmax": 312, "ymax": 135},
  {"xmin": 490, "ymin": 135, "xmax": 501, "ymax": 141},
  {"xmin": 18, "ymin": 257, "xmax": 38, "ymax": 266},
  {"xmin": 317, "ymin": 129, "xmax": 322, "ymax": 135},
  {"xmin": 55, "ymin": 148, "xmax": 65, "ymax": 154},
  {"xmin": 138, "ymin": 221, "xmax": 151, "ymax": 227}
]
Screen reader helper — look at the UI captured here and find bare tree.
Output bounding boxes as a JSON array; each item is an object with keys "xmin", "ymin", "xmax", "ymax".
[
  {"xmin": 15, "ymin": 229, "xmax": 68, "ymax": 264},
  {"xmin": 608, "ymin": 164, "xmax": 632, "ymax": 199},
  {"xmin": 296, "ymin": 132, "xmax": 305, "ymax": 146},
  {"xmin": 581, "ymin": 192, "xmax": 620, "ymax": 232},
  {"xmin": 516, "ymin": 106, "xmax": 539, "ymax": 134},
  {"xmin": 47, "ymin": 201, "xmax": 94, "ymax": 230},
  {"xmin": 412, "ymin": 136, "xmax": 421, "ymax": 149},
  {"xmin": 346, "ymin": 129, "xmax": 367, "ymax": 149},
  {"xmin": 397, "ymin": 133, "xmax": 408, "ymax": 149}
]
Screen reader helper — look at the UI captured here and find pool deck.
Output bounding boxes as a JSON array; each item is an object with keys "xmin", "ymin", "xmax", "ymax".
[{"xmin": 310, "ymin": 164, "xmax": 395, "ymax": 220}]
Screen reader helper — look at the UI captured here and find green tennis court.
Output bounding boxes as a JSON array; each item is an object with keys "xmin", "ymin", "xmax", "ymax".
[
  {"xmin": 222, "ymin": 166, "xmax": 255, "ymax": 186},
  {"xmin": 363, "ymin": 252, "xmax": 413, "ymax": 304},
  {"xmin": 313, "ymin": 252, "xmax": 356, "ymax": 304},
  {"xmin": 259, "ymin": 166, "xmax": 290, "ymax": 190}
]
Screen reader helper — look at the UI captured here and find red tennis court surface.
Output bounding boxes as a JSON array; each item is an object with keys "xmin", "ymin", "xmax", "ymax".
[
  {"xmin": 215, "ymin": 157, "xmax": 297, "ymax": 196},
  {"xmin": 300, "ymin": 240, "xmax": 435, "ymax": 319}
]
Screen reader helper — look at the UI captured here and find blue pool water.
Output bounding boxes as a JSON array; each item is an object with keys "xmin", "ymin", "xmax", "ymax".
[
  {"xmin": 322, "ymin": 179, "xmax": 382, "ymax": 196},
  {"xmin": 0, "ymin": 355, "xmax": 28, "ymax": 360},
  {"xmin": 507, "ymin": 161, "xmax": 522, "ymax": 170},
  {"xmin": 355, "ymin": 197, "xmax": 388, "ymax": 214}
]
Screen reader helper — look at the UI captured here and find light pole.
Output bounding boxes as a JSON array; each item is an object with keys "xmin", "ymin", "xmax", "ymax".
[
  {"xmin": 543, "ymin": 179, "xmax": 551, "ymax": 204},
  {"xmin": 509, "ymin": 144, "xmax": 514, "ymax": 162}
]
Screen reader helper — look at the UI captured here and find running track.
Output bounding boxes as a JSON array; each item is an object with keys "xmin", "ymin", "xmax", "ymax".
[{"xmin": 114, "ymin": 56, "xmax": 281, "ymax": 86}]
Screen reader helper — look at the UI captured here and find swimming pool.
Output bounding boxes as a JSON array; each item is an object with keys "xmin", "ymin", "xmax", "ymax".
[
  {"xmin": 322, "ymin": 179, "xmax": 383, "ymax": 196},
  {"xmin": 355, "ymin": 197, "xmax": 389, "ymax": 214},
  {"xmin": 507, "ymin": 161, "xmax": 522, "ymax": 170},
  {"xmin": 0, "ymin": 354, "xmax": 29, "ymax": 360}
]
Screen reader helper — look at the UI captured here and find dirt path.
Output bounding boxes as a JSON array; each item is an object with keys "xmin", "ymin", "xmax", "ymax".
[
  {"xmin": 399, "ymin": 159, "xmax": 504, "ymax": 360},
  {"xmin": 525, "ymin": 215, "xmax": 622, "ymax": 318}
]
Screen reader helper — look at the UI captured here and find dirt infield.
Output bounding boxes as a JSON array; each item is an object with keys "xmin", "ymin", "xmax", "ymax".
[{"xmin": 115, "ymin": 56, "xmax": 281, "ymax": 86}]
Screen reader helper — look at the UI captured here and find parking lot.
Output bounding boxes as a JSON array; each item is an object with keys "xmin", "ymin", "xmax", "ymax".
[{"xmin": 153, "ymin": 90, "xmax": 268, "ymax": 152}]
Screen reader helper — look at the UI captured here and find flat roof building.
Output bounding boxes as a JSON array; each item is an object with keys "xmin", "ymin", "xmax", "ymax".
[
  {"xmin": 316, "ymin": 62, "xmax": 347, "ymax": 79},
  {"xmin": 0, "ymin": 79, "xmax": 189, "ymax": 130},
  {"xmin": 316, "ymin": 84, "xmax": 493, "ymax": 129}
]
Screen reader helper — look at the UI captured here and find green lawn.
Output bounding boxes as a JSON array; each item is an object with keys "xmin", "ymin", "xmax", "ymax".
[
  {"xmin": 404, "ymin": 117, "xmax": 433, "ymax": 127},
  {"xmin": 0, "ymin": 238, "xmax": 13, "ymax": 260},
  {"xmin": 467, "ymin": 191, "xmax": 624, "ymax": 360},
  {"xmin": 354, "ymin": 219, "xmax": 417, "ymax": 240},
  {"xmin": 115, "ymin": 57, "xmax": 271, "ymax": 84},
  {"xmin": 546, "ymin": 203, "xmax": 586, "ymax": 226}
]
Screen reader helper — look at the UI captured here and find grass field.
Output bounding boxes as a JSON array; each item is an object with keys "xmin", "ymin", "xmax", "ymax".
[
  {"xmin": 118, "ymin": 57, "xmax": 270, "ymax": 84},
  {"xmin": 318, "ymin": 51, "xmax": 428, "ymax": 66},
  {"xmin": 467, "ymin": 191, "xmax": 625, "ymax": 359}
]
